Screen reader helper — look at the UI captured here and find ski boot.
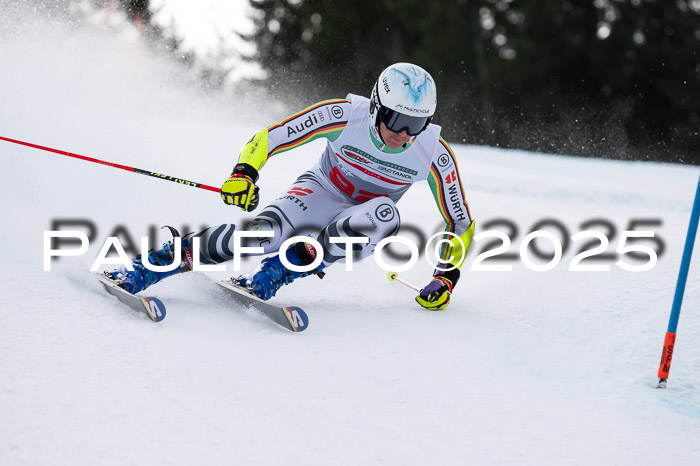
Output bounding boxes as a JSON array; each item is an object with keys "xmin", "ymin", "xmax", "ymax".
[
  {"xmin": 109, "ymin": 227, "xmax": 192, "ymax": 294},
  {"xmin": 236, "ymin": 242, "xmax": 325, "ymax": 300}
]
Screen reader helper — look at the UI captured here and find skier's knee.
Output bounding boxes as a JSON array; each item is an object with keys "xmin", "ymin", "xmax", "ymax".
[{"xmin": 363, "ymin": 197, "xmax": 400, "ymax": 233}]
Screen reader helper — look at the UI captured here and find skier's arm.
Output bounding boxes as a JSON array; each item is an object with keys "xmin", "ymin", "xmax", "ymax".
[
  {"xmin": 416, "ymin": 138, "xmax": 475, "ymax": 310},
  {"xmin": 222, "ymin": 99, "xmax": 351, "ymax": 210}
]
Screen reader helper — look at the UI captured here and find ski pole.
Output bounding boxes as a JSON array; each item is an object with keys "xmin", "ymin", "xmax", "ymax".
[
  {"xmin": 387, "ymin": 271, "xmax": 421, "ymax": 292},
  {"xmin": 657, "ymin": 174, "xmax": 700, "ymax": 389},
  {"xmin": 0, "ymin": 135, "xmax": 221, "ymax": 194}
]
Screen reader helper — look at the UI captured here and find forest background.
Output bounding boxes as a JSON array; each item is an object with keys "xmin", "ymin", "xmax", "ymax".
[{"xmin": 38, "ymin": 0, "xmax": 700, "ymax": 163}]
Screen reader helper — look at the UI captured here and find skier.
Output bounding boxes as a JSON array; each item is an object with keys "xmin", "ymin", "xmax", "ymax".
[{"xmin": 109, "ymin": 63, "xmax": 474, "ymax": 310}]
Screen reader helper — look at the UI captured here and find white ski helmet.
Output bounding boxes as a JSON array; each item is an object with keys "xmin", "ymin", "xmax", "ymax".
[{"xmin": 369, "ymin": 62, "xmax": 437, "ymax": 136}]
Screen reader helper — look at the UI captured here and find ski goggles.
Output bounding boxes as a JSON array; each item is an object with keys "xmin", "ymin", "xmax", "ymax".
[{"xmin": 378, "ymin": 107, "xmax": 431, "ymax": 136}]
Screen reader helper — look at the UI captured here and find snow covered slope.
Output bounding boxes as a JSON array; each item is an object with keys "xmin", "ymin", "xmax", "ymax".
[{"xmin": 1, "ymin": 7, "xmax": 699, "ymax": 466}]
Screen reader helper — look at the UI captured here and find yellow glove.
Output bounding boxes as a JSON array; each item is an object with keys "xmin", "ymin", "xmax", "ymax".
[
  {"xmin": 221, "ymin": 164, "xmax": 260, "ymax": 212},
  {"xmin": 415, "ymin": 267, "xmax": 459, "ymax": 311}
]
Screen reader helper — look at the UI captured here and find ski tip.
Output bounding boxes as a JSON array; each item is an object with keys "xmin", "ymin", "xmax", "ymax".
[
  {"xmin": 282, "ymin": 306, "xmax": 309, "ymax": 332},
  {"xmin": 140, "ymin": 297, "xmax": 167, "ymax": 322}
]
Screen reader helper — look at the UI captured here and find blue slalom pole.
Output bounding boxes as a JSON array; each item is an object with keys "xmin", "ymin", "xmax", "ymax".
[{"xmin": 657, "ymin": 174, "xmax": 700, "ymax": 388}]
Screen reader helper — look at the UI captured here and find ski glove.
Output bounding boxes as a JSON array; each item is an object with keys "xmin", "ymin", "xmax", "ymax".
[
  {"xmin": 221, "ymin": 163, "xmax": 260, "ymax": 212},
  {"xmin": 415, "ymin": 267, "xmax": 460, "ymax": 311}
]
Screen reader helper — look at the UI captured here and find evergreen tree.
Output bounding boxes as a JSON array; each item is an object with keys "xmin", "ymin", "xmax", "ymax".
[{"xmin": 247, "ymin": 0, "xmax": 699, "ymax": 163}]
